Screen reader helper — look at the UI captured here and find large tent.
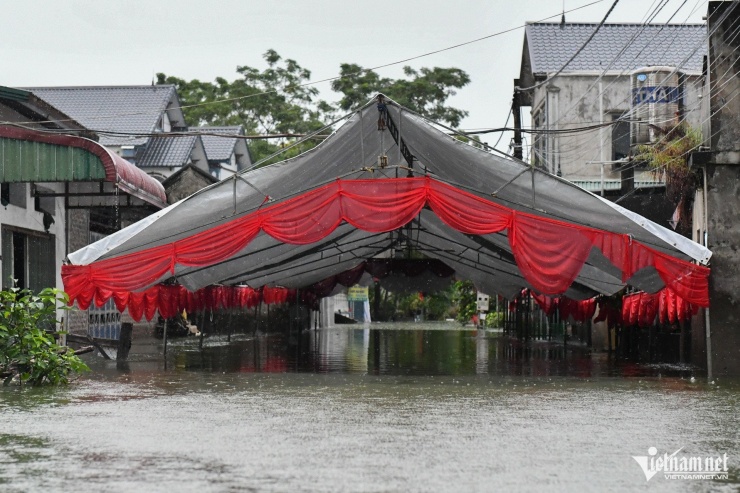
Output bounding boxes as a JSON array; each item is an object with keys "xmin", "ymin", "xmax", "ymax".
[{"xmin": 61, "ymin": 96, "xmax": 711, "ymax": 318}]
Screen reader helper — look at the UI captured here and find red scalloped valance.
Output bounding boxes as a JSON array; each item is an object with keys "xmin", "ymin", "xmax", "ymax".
[{"xmin": 62, "ymin": 177, "xmax": 710, "ymax": 311}]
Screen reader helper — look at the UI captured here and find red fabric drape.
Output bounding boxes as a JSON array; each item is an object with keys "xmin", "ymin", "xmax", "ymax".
[
  {"xmin": 622, "ymin": 288, "xmax": 698, "ymax": 327},
  {"xmin": 510, "ymin": 213, "xmax": 595, "ymax": 294},
  {"xmin": 531, "ymin": 292, "xmax": 595, "ymax": 322},
  {"xmin": 63, "ymin": 177, "xmax": 710, "ymax": 310},
  {"xmin": 558, "ymin": 297, "xmax": 597, "ymax": 322},
  {"xmin": 112, "ymin": 285, "xmax": 297, "ymax": 322}
]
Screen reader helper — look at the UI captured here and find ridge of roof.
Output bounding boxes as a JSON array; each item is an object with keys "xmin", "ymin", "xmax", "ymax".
[
  {"xmin": 24, "ymin": 84, "xmax": 176, "ymax": 90},
  {"xmin": 525, "ymin": 21, "xmax": 705, "ymax": 27}
]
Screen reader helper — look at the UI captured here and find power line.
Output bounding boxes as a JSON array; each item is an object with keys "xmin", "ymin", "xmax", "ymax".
[
  {"xmin": 2, "ymin": 0, "xmax": 607, "ymax": 129},
  {"xmin": 516, "ymin": 0, "xmax": 621, "ymax": 92}
]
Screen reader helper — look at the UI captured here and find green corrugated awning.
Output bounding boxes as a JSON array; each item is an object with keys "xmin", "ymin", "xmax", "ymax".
[
  {"xmin": 0, "ymin": 126, "xmax": 166, "ymax": 208},
  {"xmin": 0, "ymin": 135, "xmax": 107, "ymax": 182}
]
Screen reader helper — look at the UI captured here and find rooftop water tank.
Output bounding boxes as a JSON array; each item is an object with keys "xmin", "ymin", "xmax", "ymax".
[{"xmin": 630, "ymin": 67, "xmax": 682, "ymax": 146}]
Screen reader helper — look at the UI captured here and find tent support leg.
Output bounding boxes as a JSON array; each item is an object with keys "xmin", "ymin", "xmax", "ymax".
[
  {"xmin": 705, "ymin": 308, "xmax": 713, "ymax": 381},
  {"xmin": 162, "ymin": 319, "xmax": 168, "ymax": 357},
  {"xmin": 227, "ymin": 309, "xmax": 233, "ymax": 343},
  {"xmin": 199, "ymin": 311, "xmax": 206, "ymax": 350}
]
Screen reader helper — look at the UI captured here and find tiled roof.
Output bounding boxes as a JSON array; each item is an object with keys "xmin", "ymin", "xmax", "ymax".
[
  {"xmin": 525, "ymin": 23, "xmax": 706, "ymax": 74},
  {"xmin": 190, "ymin": 126, "xmax": 242, "ymax": 161},
  {"xmin": 24, "ymin": 85, "xmax": 177, "ymax": 146},
  {"xmin": 137, "ymin": 135, "xmax": 198, "ymax": 168}
]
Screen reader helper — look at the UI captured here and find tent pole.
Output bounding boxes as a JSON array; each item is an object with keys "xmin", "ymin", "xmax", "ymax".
[
  {"xmin": 162, "ymin": 319, "xmax": 168, "ymax": 357},
  {"xmin": 531, "ymin": 167, "xmax": 536, "ymax": 208},
  {"xmin": 227, "ymin": 307, "xmax": 233, "ymax": 343},
  {"xmin": 199, "ymin": 311, "xmax": 206, "ymax": 350},
  {"xmin": 705, "ymin": 308, "xmax": 713, "ymax": 381},
  {"xmin": 360, "ymin": 110, "xmax": 365, "ymax": 166}
]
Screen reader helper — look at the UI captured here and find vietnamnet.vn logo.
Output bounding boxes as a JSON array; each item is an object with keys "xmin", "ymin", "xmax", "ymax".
[{"xmin": 632, "ymin": 447, "xmax": 729, "ymax": 481}]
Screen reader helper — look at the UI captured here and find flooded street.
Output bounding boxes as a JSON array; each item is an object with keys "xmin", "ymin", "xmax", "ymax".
[{"xmin": 1, "ymin": 322, "xmax": 739, "ymax": 492}]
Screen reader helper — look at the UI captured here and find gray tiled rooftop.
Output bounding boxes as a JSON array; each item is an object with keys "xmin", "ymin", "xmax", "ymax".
[
  {"xmin": 24, "ymin": 85, "xmax": 177, "ymax": 146},
  {"xmin": 137, "ymin": 135, "xmax": 198, "ymax": 168},
  {"xmin": 525, "ymin": 23, "xmax": 706, "ymax": 74},
  {"xmin": 190, "ymin": 126, "xmax": 242, "ymax": 162}
]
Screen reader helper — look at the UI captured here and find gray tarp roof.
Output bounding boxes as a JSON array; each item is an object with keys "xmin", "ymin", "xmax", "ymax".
[{"xmin": 68, "ymin": 96, "xmax": 710, "ymax": 300}]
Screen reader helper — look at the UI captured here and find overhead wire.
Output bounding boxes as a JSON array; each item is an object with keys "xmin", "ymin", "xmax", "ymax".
[
  {"xmin": 2, "ymin": 0, "xmax": 608, "ymax": 129},
  {"xmin": 526, "ymin": 0, "xmax": 727, "ymax": 182},
  {"xmin": 516, "ymin": 0, "xmax": 622, "ymax": 92}
]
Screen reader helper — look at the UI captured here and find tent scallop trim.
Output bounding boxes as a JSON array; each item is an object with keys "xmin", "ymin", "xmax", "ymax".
[{"xmin": 62, "ymin": 176, "xmax": 710, "ymax": 308}]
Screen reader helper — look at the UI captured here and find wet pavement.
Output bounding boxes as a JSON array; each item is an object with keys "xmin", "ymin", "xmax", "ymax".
[{"xmin": 1, "ymin": 322, "xmax": 738, "ymax": 492}]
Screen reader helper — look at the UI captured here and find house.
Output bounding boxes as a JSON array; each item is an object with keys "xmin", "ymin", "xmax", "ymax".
[
  {"xmin": 190, "ymin": 126, "xmax": 252, "ymax": 179},
  {"xmin": 0, "ymin": 86, "xmax": 166, "ymax": 338},
  {"xmin": 136, "ymin": 134, "xmax": 208, "ymax": 182},
  {"xmin": 24, "ymin": 85, "xmax": 210, "ymax": 180},
  {"xmin": 515, "ymin": 22, "xmax": 706, "ymax": 193}
]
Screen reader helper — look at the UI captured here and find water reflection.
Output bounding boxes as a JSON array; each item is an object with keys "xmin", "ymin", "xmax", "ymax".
[
  {"xmin": 2, "ymin": 322, "xmax": 738, "ymax": 492},
  {"xmin": 168, "ymin": 322, "xmax": 698, "ymax": 379}
]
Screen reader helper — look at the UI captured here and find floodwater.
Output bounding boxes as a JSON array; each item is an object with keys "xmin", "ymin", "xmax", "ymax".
[{"xmin": 1, "ymin": 322, "xmax": 738, "ymax": 492}]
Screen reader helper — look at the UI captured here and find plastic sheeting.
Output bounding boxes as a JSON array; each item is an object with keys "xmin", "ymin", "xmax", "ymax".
[
  {"xmin": 62, "ymin": 95, "xmax": 712, "ymax": 314},
  {"xmin": 63, "ymin": 176, "xmax": 710, "ymax": 308}
]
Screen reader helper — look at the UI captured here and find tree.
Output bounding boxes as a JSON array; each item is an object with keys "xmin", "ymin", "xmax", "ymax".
[
  {"xmin": 635, "ymin": 123, "xmax": 702, "ymax": 234},
  {"xmin": 158, "ymin": 50, "xmax": 335, "ymax": 164},
  {"xmin": 331, "ymin": 64, "xmax": 471, "ymax": 127},
  {"xmin": 452, "ymin": 280, "xmax": 477, "ymax": 326},
  {"xmin": 0, "ymin": 286, "xmax": 89, "ymax": 386},
  {"xmin": 158, "ymin": 50, "xmax": 472, "ymax": 163}
]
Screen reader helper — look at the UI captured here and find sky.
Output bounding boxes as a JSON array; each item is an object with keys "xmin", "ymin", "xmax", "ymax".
[{"xmin": 2, "ymin": 0, "xmax": 707, "ymax": 152}]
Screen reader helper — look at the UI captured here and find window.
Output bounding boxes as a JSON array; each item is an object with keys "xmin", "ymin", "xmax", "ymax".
[
  {"xmin": 33, "ymin": 185, "xmax": 55, "ymax": 217},
  {"xmin": 1, "ymin": 182, "xmax": 27, "ymax": 209},
  {"xmin": 1, "ymin": 227, "xmax": 55, "ymax": 291},
  {"xmin": 612, "ymin": 113, "xmax": 630, "ymax": 162},
  {"xmin": 209, "ymin": 163, "xmax": 221, "ymax": 179}
]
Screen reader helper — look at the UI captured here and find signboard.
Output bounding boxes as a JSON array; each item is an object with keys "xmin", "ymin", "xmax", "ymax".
[
  {"xmin": 476, "ymin": 292, "xmax": 489, "ymax": 312},
  {"xmin": 632, "ymin": 86, "xmax": 680, "ymax": 105},
  {"xmin": 347, "ymin": 286, "xmax": 369, "ymax": 301}
]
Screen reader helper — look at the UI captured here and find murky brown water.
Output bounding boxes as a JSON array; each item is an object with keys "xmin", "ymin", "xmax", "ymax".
[{"xmin": 1, "ymin": 322, "xmax": 738, "ymax": 492}]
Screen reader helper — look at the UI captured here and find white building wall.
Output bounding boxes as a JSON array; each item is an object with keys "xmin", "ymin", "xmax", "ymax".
[
  {"xmin": 0, "ymin": 183, "xmax": 67, "ymax": 324},
  {"xmin": 529, "ymin": 73, "xmax": 702, "ymax": 182},
  {"xmin": 0, "ymin": 183, "xmax": 66, "ymax": 289}
]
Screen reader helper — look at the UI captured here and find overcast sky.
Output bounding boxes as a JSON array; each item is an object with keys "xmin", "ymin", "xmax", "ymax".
[{"xmin": 2, "ymin": 0, "xmax": 706, "ymax": 151}]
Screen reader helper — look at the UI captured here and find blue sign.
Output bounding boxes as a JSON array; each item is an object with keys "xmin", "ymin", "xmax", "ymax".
[{"xmin": 632, "ymin": 86, "xmax": 681, "ymax": 105}]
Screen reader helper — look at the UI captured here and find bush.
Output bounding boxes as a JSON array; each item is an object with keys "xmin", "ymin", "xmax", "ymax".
[
  {"xmin": 484, "ymin": 311, "xmax": 505, "ymax": 328},
  {"xmin": 0, "ymin": 286, "xmax": 89, "ymax": 386}
]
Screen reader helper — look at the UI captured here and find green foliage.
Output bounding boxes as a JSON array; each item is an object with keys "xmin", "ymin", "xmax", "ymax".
[
  {"xmin": 158, "ymin": 50, "xmax": 472, "ymax": 163},
  {"xmin": 635, "ymin": 123, "xmax": 702, "ymax": 203},
  {"xmin": 331, "ymin": 64, "xmax": 471, "ymax": 127},
  {"xmin": 635, "ymin": 123, "xmax": 702, "ymax": 233},
  {"xmin": 484, "ymin": 311, "xmax": 504, "ymax": 328},
  {"xmin": 0, "ymin": 286, "xmax": 89, "ymax": 386},
  {"xmin": 452, "ymin": 280, "xmax": 477, "ymax": 326},
  {"xmin": 158, "ymin": 50, "xmax": 334, "ymax": 165}
]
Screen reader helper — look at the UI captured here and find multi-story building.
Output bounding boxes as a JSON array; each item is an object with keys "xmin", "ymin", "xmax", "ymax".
[{"xmin": 515, "ymin": 22, "xmax": 706, "ymax": 194}]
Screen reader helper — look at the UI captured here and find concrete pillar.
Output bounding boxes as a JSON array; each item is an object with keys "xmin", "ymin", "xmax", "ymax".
[{"xmin": 702, "ymin": 1, "xmax": 740, "ymax": 376}]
